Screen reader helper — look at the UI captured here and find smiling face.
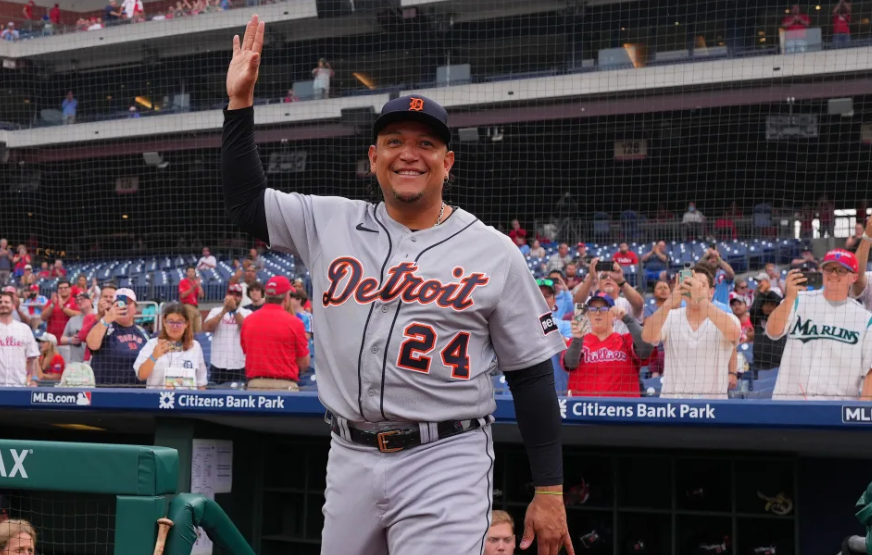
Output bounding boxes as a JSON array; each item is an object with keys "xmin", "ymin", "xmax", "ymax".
[
  {"xmin": 163, "ymin": 312, "xmax": 188, "ymax": 342},
  {"xmin": 368, "ymin": 120, "xmax": 454, "ymax": 206},
  {"xmin": 587, "ymin": 299, "xmax": 613, "ymax": 333}
]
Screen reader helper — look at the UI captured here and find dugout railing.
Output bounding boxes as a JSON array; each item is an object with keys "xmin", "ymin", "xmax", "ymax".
[{"xmin": 0, "ymin": 439, "xmax": 178, "ymax": 555}]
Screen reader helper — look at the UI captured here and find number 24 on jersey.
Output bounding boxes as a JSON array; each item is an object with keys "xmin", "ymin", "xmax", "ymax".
[{"xmin": 397, "ymin": 323, "xmax": 471, "ymax": 380}]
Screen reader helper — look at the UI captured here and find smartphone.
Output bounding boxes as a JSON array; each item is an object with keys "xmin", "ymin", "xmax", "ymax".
[
  {"xmin": 799, "ymin": 271, "xmax": 823, "ymax": 289},
  {"xmin": 679, "ymin": 264, "xmax": 693, "ymax": 297},
  {"xmin": 595, "ymin": 260, "xmax": 614, "ymax": 272},
  {"xmin": 573, "ymin": 303, "xmax": 587, "ymax": 322}
]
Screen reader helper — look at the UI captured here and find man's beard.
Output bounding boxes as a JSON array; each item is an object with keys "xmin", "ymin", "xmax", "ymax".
[
  {"xmin": 0, "ymin": 308, "xmax": 11, "ymax": 316},
  {"xmin": 392, "ymin": 189, "xmax": 425, "ymax": 204}
]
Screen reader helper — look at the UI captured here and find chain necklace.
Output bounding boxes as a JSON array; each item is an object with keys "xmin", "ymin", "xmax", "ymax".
[{"xmin": 434, "ymin": 202, "xmax": 446, "ymax": 227}]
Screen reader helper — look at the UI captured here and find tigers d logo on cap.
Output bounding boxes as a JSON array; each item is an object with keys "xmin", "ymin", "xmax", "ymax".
[{"xmin": 265, "ymin": 276, "xmax": 292, "ymax": 296}]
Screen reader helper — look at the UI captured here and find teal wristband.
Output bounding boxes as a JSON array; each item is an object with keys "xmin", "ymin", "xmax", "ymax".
[
  {"xmin": 149, "ymin": 355, "xmax": 158, "ymax": 363},
  {"xmin": 100, "ymin": 319, "xmax": 109, "ymax": 327}
]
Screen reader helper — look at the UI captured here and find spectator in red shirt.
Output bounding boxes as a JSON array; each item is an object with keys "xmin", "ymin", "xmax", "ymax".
[
  {"xmin": 71, "ymin": 274, "xmax": 88, "ymax": 298},
  {"xmin": 833, "ymin": 0, "xmax": 851, "ymax": 44},
  {"xmin": 729, "ymin": 293, "xmax": 754, "ymax": 344},
  {"xmin": 42, "ymin": 279, "xmax": 80, "ymax": 341},
  {"xmin": 178, "ymin": 266, "xmax": 204, "ymax": 332},
  {"xmin": 37, "ymin": 262, "xmax": 50, "ymax": 280},
  {"xmin": 36, "ymin": 332, "xmax": 64, "ymax": 382},
  {"xmin": 782, "ymin": 4, "xmax": 810, "ymax": 53},
  {"xmin": 508, "ymin": 219, "xmax": 527, "ymax": 248},
  {"xmin": 49, "ymin": 3, "xmax": 61, "ymax": 25},
  {"xmin": 241, "ymin": 276, "xmax": 309, "ymax": 391},
  {"xmin": 50, "ymin": 260, "xmax": 67, "ymax": 278},
  {"xmin": 12, "ymin": 246, "xmax": 31, "ymax": 280},
  {"xmin": 613, "ymin": 243, "xmax": 639, "ymax": 267},
  {"xmin": 22, "ymin": 0, "xmax": 36, "ymax": 21},
  {"xmin": 561, "ymin": 292, "xmax": 653, "ymax": 397}
]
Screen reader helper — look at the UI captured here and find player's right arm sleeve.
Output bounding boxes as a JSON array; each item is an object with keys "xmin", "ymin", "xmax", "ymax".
[
  {"xmin": 222, "ymin": 107, "xmax": 270, "ymax": 244},
  {"xmin": 490, "ymin": 241, "xmax": 566, "ymax": 371},
  {"xmin": 563, "ymin": 337, "xmax": 582, "ymax": 370},
  {"xmin": 504, "ymin": 359, "xmax": 563, "ymax": 487}
]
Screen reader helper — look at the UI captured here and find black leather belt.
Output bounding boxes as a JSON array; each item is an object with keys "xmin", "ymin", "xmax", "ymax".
[{"xmin": 330, "ymin": 417, "xmax": 482, "ymax": 453}]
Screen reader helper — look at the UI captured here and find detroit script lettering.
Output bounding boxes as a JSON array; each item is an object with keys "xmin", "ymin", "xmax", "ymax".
[{"xmin": 322, "ymin": 257, "xmax": 489, "ymax": 311}]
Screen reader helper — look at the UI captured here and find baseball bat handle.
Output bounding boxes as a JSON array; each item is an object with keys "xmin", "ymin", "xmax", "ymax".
[{"xmin": 153, "ymin": 517, "xmax": 174, "ymax": 555}]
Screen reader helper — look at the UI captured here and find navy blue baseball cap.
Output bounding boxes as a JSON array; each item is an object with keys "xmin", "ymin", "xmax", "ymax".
[{"xmin": 372, "ymin": 95, "xmax": 451, "ymax": 146}]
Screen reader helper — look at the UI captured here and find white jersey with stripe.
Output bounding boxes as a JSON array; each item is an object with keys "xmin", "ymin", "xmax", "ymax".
[
  {"xmin": 265, "ymin": 190, "xmax": 566, "ymax": 422},
  {"xmin": 769, "ymin": 290, "xmax": 872, "ymax": 400}
]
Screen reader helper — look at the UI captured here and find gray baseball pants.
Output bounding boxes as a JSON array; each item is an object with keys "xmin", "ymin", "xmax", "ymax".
[{"xmin": 320, "ymin": 421, "xmax": 495, "ymax": 555}]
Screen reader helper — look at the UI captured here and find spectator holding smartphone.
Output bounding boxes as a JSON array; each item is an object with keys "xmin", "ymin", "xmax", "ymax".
[
  {"xmin": 851, "ymin": 216, "xmax": 872, "ymax": 311},
  {"xmin": 562, "ymin": 292, "xmax": 653, "ymax": 397},
  {"xmin": 203, "ymin": 284, "xmax": 250, "ymax": 384},
  {"xmin": 768, "ymin": 249, "xmax": 872, "ymax": 400},
  {"xmin": 573, "ymin": 258, "xmax": 645, "ymax": 329},
  {"xmin": 642, "ymin": 265, "xmax": 741, "ymax": 399},
  {"xmin": 134, "ymin": 303, "xmax": 207, "ymax": 389},
  {"xmin": 86, "ymin": 288, "xmax": 149, "ymax": 385}
]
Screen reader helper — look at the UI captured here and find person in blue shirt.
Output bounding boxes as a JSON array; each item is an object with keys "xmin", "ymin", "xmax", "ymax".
[
  {"xmin": 61, "ymin": 91, "xmax": 78, "ymax": 125},
  {"xmin": 700, "ymin": 247, "xmax": 736, "ymax": 306},
  {"xmin": 85, "ymin": 288, "xmax": 150, "ymax": 386}
]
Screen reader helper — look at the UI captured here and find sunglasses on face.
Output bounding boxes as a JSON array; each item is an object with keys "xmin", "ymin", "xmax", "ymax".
[
  {"xmin": 536, "ymin": 279, "xmax": 554, "ymax": 288},
  {"xmin": 588, "ymin": 306, "xmax": 611, "ymax": 314},
  {"xmin": 165, "ymin": 320, "xmax": 187, "ymax": 327}
]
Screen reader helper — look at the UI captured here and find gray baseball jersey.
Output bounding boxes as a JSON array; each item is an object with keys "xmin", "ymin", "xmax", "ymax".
[{"xmin": 264, "ymin": 190, "xmax": 566, "ymax": 423}]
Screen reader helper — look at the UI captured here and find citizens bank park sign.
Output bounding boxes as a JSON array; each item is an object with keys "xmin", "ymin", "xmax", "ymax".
[{"xmin": 0, "ymin": 387, "xmax": 867, "ymax": 429}]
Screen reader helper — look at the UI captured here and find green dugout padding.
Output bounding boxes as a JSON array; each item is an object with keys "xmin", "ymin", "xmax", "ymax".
[
  {"xmin": 0, "ymin": 439, "xmax": 178, "ymax": 495},
  {"xmin": 0, "ymin": 440, "xmax": 179, "ymax": 555},
  {"xmin": 165, "ymin": 494, "xmax": 256, "ymax": 555}
]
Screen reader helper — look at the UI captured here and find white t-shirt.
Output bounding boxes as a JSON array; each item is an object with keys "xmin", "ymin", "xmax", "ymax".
[
  {"xmin": 0, "ymin": 320, "xmax": 39, "ymax": 386},
  {"xmin": 659, "ymin": 308, "xmax": 740, "ymax": 399},
  {"xmin": 313, "ymin": 67, "xmax": 332, "ymax": 89},
  {"xmin": 682, "ymin": 210, "xmax": 705, "ymax": 224},
  {"xmin": 239, "ymin": 282, "xmax": 251, "ymax": 307},
  {"xmin": 769, "ymin": 290, "xmax": 872, "ymax": 400},
  {"xmin": 205, "ymin": 307, "xmax": 250, "ymax": 369},
  {"xmin": 197, "ymin": 255, "xmax": 217, "ymax": 270},
  {"xmin": 133, "ymin": 338, "xmax": 207, "ymax": 389}
]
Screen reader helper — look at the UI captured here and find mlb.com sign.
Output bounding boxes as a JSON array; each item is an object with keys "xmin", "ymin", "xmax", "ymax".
[{"xmin": 0, "ymin": 448, "xmax": 31, "ymax": 479}]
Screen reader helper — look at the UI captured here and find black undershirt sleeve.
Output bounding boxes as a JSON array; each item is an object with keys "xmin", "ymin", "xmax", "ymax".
[
  {"xmin": 222, "ymin": 107, "xmax": 270, "ymax": 244},
  {"xmin": 503, "ymin": 358, "xmax": 564, "ymax": 487}
]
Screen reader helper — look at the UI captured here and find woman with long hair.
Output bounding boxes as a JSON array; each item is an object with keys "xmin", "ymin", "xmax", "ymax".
[
  {"xmin": 0, "ymin": 519, "xmax": 36, "ymax": 555},
  {"xmin": 37, "ymin": 332, "xmax": 64, "ymax": 382},
  {"xmin": 134, "ymin": 302, "xmax": 207, "ymax": 389}
]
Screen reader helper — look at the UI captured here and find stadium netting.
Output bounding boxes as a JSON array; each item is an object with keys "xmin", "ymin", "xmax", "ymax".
[{"xmin": 1, "ymin": 0, "xmax": 871, "ymax": 396}]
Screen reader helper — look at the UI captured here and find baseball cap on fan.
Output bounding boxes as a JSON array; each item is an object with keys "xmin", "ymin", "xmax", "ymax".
[
  {"xmin": 372, "ymin": 95, "xmax": 451, "ymax": 147},
  {"xmin": 113, "ymin": 288, "xmax": 137, "ymax": 304},
  {"xmin": 821, "ymin": 248, "xmax": 859, "ymax": 273},
  {"xmin": 265, "ymin": 276, "xmax": 292, "ymax": 296}
]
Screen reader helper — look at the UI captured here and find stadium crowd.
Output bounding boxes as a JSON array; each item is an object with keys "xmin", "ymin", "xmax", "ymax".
[
  {"xmin": 0, "ymin": 243, "xmax": 313, "ymax": 391},
  {"xmin": 1, "ymin": 209, "xmax": 872, "ymax": 401}
]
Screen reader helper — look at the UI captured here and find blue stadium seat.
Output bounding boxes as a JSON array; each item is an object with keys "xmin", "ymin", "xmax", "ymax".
[
  {"xmin": 641, "ymin": 376, "xmax": 662, "ymax": 397},
  {"xmin": 738, "ymin": 342, "xmax": 754, "ymax": 367}
]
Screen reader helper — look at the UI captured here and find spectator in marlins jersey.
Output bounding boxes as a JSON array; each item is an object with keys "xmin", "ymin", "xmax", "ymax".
[{"xmin": 769, "ymin": 250, "xmax": 872, "ymax": 400}]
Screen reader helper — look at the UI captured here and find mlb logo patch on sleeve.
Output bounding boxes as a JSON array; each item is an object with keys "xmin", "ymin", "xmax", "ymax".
[{"xmin": 539, "ymin": 313, "xmax": 558, "ymax": 335}]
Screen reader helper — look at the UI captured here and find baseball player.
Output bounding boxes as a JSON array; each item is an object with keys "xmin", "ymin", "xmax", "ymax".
[{"xmin": 223, "ymin": 16, "xmax": 572, "ymax": 555}]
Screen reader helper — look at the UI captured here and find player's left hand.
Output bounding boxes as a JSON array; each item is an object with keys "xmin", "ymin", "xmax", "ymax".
[{"xmin": 520, "ymin": 491, "xmax": 575, "ymax": 555}]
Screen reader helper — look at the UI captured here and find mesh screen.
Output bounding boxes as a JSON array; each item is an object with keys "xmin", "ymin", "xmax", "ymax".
[
  {"xmin": 0, "ymin": 491, "xmax": 115, "ymax": 555},
  {"xmin": 0, "ymin": 0, "xmax": 871, "ymax": 399}
]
